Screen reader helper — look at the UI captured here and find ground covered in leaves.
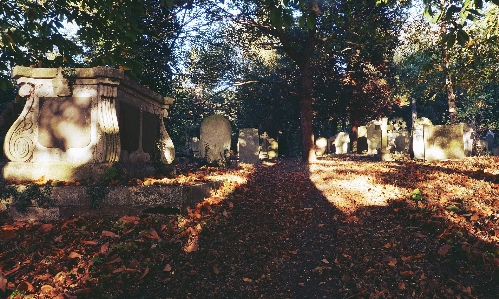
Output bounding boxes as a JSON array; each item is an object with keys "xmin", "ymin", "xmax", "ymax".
[{"xmin": 1, "ymin": 156, "xmax": 499, "ymax": 298}]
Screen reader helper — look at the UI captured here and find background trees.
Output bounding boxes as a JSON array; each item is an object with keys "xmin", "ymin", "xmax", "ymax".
[{"xmin": 1, "ymin": 0, "xmax": 499, "ymax": 160}]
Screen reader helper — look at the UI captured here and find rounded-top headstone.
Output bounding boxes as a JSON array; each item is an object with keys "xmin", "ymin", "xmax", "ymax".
[{"xmin": 199, "ymin": 115, "xmax": 232, "ymax": 162}]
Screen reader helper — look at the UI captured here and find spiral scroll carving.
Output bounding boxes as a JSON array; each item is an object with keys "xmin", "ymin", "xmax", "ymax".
[{"xmin": 4, "ymin": 84, "xmax": 37, "ymax": 162}]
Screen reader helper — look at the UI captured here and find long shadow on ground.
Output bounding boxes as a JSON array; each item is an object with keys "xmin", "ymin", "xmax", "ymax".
[{"xmin": 124, "ymin": 158, "xmax": 499, "ymax": 299}]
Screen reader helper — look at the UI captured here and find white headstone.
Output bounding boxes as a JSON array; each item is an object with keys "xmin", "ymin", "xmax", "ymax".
[{"xmin": 199, "ymin": 115, "xmax": 232, "ymax": 162}]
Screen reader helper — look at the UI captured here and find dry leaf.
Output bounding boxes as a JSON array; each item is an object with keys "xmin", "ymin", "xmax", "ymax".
[
  {"xmin": 139, "ymin": 267, "xmax": 149, "ymax": 280},
  {"xmin": 148, "ymin": 228, "xmax": 160, "ymax": 239},
  {"xmin": 40, "ymin": 285, "xmax": 53, "ymax": 294},
  {"xmin": 400, "ymin": 270, "xmax": 414, "ymax": 277},
  {"xmin": 163, "ymin": 264, "xmax": 172, "ymax": 272},
  {"xmin": 322, "ymin": 259, "xmax": 329, "ymax": 264},
  {"xmin": 102, "ymin": 230, "xmax": 119, "ymax": 238},
  {"xmin": 39, "ymin": 223, "xmax": 53, "ymax": 232},
  {"xmin": 213, "ymin": 267, "xmax": 220, "ymax": 274},
  {"xmin": 242, "ymin": 277, "xmax": 253, "ymax": 283},
  {"xmin": 470, "ymin": 214, "xmax": 479, "ymax": 221},
  {"xmin": 81, "ymin": 240, "xmax": 98, "ymax": 245},
  {"xmin": 101, "ymin": 241, "xmax": 110, "ymax": 253},
  {"xmin": 113, "ymin": 265, "xmax": 126, "ymax": 273},
  {"xmin": 0, "ymin": 275, "xmax": 7, "ymax": 292},
  {"xmin": 398, "ymin": 282, "xmax": 406, "ymax": 290},
  {"xmin": 438, "ymin": 244, "xmax": 453, "ymax": 256},
  {"xmin": 17, "ymin": 281, "xmax": 35, "ymax": 293},
  {"xmin": 68, "ymin": 252, "xmax": 82, "ymax": 259},
  {"xmin": 54, "ymin": 235, "xmax": 63, "ymax": 242}
]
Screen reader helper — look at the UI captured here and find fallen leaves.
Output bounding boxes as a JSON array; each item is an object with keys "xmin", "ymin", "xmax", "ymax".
[{"xmin": 0, "ymin": 157, "xmax": 499, "ymax": 298}]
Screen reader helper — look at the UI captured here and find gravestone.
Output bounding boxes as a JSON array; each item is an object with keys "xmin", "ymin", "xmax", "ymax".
[
  {"xmin": 424, "ymin": 123, "xmax": 467, "ymax": 162},
  {"xmin": 315, "ymin": 137, "xmax": 328, "ymax": 156},
  {"xmin": 327, "ymin": 136, "xmax": 336, "ymax": 154},
  {"xmin": 3, "ymin": 66, "xmax": 174, "ymax": 182},
  {"xmin": 199, "ymin": 115, "xmax": 232, "ymax": 162},
  {"xmin": 486, "ymin": 130, "xmax": 495, "ymax": 152},
  {"xmin": 268, "ymin": 138, "xmax": 278, "ymax": 159},
  {"xmin": 357, "ymin": 126, "xmax": 368, "ymax": 154},
  {"xmin": 463, "ymin": 126, "xmax": 473, "ymax": 156},
  {"xmin": 238, "ymin": 128, "xmax": 259, "ymax": 164},
  {"xmin": 334, "ymin": 132, "xmax": 350, "ymax": 154},
  {"xmin": 191, "ymin": 137, "xmax": 200, "ymax": 157},
  {"xmin": 387, "ymin": 118, "xmax": 409, "ymax": 153},
  {"xmin": 366, "ymin": 120, "xmax": 382, "ymax": 155},
  {"xmin": 412, "ymin": 117, "xmax": 433, "ymax": 160}
]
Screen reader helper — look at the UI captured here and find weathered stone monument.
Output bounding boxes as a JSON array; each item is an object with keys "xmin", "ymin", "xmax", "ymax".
[
  {"xmin": 3, "ymin": 66, "xmax": 174, "ymax": 181},
  {"xmin": 238, "ymin": 128, "xmax": 259, "ymax": 164},
  {"xmin": 387, "ymin": 117, "xmax": 409, "ymax": 153},
  {"xmin": 259, "ymin": 132, "xmax": 278, "ymax": 159},
  {"xmin": 315, "ymin": 137, "xmax": 328, "ymax": 156},
  {"xmin": 334, "ymin": 132, "xmax": 350, "ymax": 154},
  {"xmin": 412, "ymin": 117, "xmax": 433, "ymax": 160},
  {"xmin": 199, "ymin": 115, "xmax": 231, "ymax": 162},
  {"xmin": 424, "ymin": 123, "xmax": 469, "ymax": 162},
  {"xmin": 366, "ymin": 120, "xmax": 382, "ymax": 155}
]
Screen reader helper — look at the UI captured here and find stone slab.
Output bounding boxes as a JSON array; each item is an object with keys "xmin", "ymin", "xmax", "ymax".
[{"xmin": 5, "ymin": 182, "xmax": 218, "ymax": 221}]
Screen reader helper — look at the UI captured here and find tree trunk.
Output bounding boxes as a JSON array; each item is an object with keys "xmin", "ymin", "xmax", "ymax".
[{"xmin": 299, "ymin": 60, "xmax": 316, "ymax": 163}]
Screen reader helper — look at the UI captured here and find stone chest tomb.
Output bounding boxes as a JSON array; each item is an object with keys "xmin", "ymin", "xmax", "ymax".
[{"xmin": 3, "ymin": 66, "xmax": 175, "ymax": 181}]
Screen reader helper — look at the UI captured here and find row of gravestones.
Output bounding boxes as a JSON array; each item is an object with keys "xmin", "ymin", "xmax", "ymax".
[
  {"xmin": 185, "ymin": 115, "xmax": 278, "ymax": 164},
  {"xmin": 315, "ymin": 117, "xmax": 490, "ymax": 161}
]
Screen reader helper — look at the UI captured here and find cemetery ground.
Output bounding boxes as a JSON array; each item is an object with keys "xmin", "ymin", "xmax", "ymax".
[{"xmin": 1, "ymin": 156, "xmax": 499, "ymax": 298}]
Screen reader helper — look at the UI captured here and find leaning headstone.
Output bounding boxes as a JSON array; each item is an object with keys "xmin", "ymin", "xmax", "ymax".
[
  {"xmin": 3, "ymin": 66, "xmax": 174, "ymax": 182},
  {"xmin": 199, "ymin": 115, "xmax": 232, "ymax": 162},
  {"xmin": 412, "ymin": 117, "xmax": 433, "ymax": 160},
  {"xmin": 259, "ymin": 132, "xmax": 270, "ymax": 159},
  {"xmin": 238, "ymin": 128, "xmax": 259, "ymax": 164},
  {"xmin": 315, "ymin": 137, "xmax": 328, "ymax": 156},
  {"xmin": 334, "ymin": 132, "xmax": 350, "ymax": 154},
  {"xmin": 424, "ymin": 123, "xmax": 467, "ymax": 162}
]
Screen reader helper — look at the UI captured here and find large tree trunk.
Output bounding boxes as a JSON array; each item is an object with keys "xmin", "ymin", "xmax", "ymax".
[{"xmin": 299, "ymin": 59, "xmax": 316, "ymax": 163}]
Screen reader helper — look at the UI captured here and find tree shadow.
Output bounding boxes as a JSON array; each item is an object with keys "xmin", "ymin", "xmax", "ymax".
[{"xmin": 130, "ymin": 157, "xmax": 499, "ymax": 299}]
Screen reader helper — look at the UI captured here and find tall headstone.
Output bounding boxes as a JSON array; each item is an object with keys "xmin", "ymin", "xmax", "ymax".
[
  {"xmin": 380, "ymin": 117, "xmax": 392, "ymax": 161},
  {"xmin": 412, "ymin": 117, "xmax": 433, "ymax": 160},
  {"xmin": 238, "ymin": 128, "xmax": 259, "ymax": 164},
  {"xmin": 486, "ymin": 130, "xmax": 495, "ymax": 152},
  {"xmin": 366, "ymin": 120, "xmax": 382, "ymax": 155},
  {"xmin": 199, "ymin": 115, "xmax": 232, "ymax": 162}
]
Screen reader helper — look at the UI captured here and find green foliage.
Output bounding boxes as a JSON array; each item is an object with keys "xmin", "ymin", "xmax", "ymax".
[
  {"xmin": 0, "ymin": 180, "xmax": 55, "ymax": 212},
  {"xmin": 86, "ymin": 185, "xmax": 110, "ymax": 209},
  {"xmin": 446, "ymin": 205, "xmax": 459, "ymax": 212},
  {"xmin": 411, "ymin": 188, "xmax": 423, "ymax": 201}
]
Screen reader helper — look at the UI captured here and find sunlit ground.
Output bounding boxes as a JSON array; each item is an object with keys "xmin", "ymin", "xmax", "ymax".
[{"xmin": 309, "ymin": 160, "xmax": 408, "ymax": 214}]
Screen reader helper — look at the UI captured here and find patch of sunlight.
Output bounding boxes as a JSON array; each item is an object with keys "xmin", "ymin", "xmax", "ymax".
[
  {"xmin": 262, "ymin": 161, "xmax": 277, "ymax": 166},
  {"xmin": 309, "ymin": 162, "xmax": 407, "ymax": 214}
]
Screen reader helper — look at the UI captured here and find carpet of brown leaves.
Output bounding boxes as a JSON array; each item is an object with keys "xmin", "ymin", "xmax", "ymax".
[{"xmin": 1, "ymin": 156, "xmax": 499, "ymax": 298}]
